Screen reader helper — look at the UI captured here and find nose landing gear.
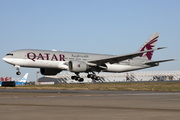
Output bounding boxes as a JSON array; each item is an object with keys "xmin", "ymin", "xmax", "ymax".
[
  {"xmin": 14, "ymin": 65, "xmax": 21, "ymax": 75},
  {"xmin": 16, "ymin": 71, "xmax": 21, "ymax": 75}
]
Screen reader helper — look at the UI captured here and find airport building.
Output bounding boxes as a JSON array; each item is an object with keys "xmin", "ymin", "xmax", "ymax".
[
  {"xmin": 0, "ymin": 77, "xmax": 11, "ymax": 81},
  {"xmin": 0, "ymin": 77, "xmax": 12, "ymax": 86},
  {"xmin": 38, "ymin": 70, "xmax": 180, "ymax": 84}
]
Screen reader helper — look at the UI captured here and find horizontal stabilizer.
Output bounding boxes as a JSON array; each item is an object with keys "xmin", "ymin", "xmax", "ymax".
[
  {"xmin": 157, "ymin": 47, "xmax": 167, "ymax": 50},
  {"xmin": 144, "ymin": 59, "xmax": 176, "ymax": 65}
]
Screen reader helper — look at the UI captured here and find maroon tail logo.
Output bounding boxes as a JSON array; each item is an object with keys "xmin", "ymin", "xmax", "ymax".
[
  {"xmin": 140, "ymin": 36, "xmax": 159, "ymax": 60},
  {"xmin": 77, "ymin": 64, "xmax": 81, "ymax": 68}
]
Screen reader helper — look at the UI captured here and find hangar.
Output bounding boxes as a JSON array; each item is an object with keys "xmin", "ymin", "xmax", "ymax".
[{"xmin": 38, "ymin": 71, "xmax": 180, "ymax": 84}]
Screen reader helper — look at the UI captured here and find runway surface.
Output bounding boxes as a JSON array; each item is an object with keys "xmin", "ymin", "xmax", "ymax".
[{"xmin": 0, "ymin": 89, "xmax": 180, "ymax": 120}]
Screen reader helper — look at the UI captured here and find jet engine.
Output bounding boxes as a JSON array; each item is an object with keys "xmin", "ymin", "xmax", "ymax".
[
  {"xmin": 68, "ymin": 61, "xmax": 89, "ymax": 72},
  {"xmin": 40, "ymin": 68, "xmax": 61, "ymax": 75}
]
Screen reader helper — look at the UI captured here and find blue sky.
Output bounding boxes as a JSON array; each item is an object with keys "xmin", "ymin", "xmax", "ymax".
[{"xmin": 0, "ymin": 0, "xmax": 180, "ymax": 81}]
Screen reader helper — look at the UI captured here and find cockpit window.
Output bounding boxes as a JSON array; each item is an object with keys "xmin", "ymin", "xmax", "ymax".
[{"xmin": 6, "ymin": 53, "xmax": 13, "ymax": 56}]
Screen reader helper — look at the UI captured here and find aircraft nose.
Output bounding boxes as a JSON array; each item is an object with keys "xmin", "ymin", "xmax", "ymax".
[
  {"xmin": 2, "ymin": 56, "xmax": 13, "ymax": 63},
  {"xmin": 2, "ymin": 56, "xmax": 7, "ymax": 62}
]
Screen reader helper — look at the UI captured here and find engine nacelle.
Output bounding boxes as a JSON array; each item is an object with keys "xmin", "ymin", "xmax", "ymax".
[
  {"xmin": 40, "ymin": 68, "xmax": 61, "ymax": 75},
  {"xmin": 69, "ymin": 61, "xmax": 89, "ymax": 72}
]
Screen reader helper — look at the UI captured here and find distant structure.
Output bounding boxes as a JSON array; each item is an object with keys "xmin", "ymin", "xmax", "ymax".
[
  {"xmin": 38, "ymin": 71, "xmax": 180, "ymax": 84},
  {"xmin": 0, "ymin": 73, "xmax": 30, "ymax": 86},
  {"xmin": 0, "ymin": 77, "xmax": 12, "ymax": 85},
  {"xmin": 0, "ymin": 77, "xmax": 11, "ymax": 81}
]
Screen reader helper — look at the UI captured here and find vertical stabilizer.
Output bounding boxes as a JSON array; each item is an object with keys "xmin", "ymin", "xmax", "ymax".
[
  {"xmin": 19, "ymin": 73, "xmax": 28, "ymax": 82},
  {"xmin": 137, "ymin": 33, "xmax": 159, "ymax": 60}
]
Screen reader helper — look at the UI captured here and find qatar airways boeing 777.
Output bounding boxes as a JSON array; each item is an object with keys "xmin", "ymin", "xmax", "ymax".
[{"xmin": 3, "ymin": 33, "xmax": 175, "ymax": 82}]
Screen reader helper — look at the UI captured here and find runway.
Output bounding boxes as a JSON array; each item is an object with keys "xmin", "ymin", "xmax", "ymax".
[{"xmin": 0, "ymin": 89, "xmax": 180, "ymax": 120}]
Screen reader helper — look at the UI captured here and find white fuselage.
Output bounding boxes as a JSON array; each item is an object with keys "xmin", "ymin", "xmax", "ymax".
[{"xmin": 3, "ymin": 49, "xmax": 153, "ymax": 73}]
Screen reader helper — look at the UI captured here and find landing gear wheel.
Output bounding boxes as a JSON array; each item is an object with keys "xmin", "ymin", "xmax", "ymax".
[
  {"xmin": 95, "ymin": 76, "xmax": 100, "ymax": 80},
  {"xmin": 79, "ymin": 78, "xmax": 84, "ymax": 82},
  {"xmin": 16, "ymin": 71, "xmax": 21, "ymax": 75},
  {"xmin": 71, "ymin": 73, "xmax": 84, "ymax": 82},
  {"xmin": 87, "ymin": 74, "xmax": 100, "ymax": 80},
  {"xmin": 75, "ymin": 77, "xmax": 80, "ymax": 81},
  {"xmin": 71, "ymin": 76, "xmax": 76, "ymax": 80},
  {"xmin": 87, "ymin": 74, "xmax": 93, "ymax": 78}
]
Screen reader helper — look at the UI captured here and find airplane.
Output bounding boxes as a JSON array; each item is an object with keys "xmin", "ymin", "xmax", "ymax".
[
  {"xmin": 2, "ymin": 33, "xmax": 175, "ymax": 82},
  {"xmin": 15, "ymin": 73, "xmax": 28, "ymax": 85},
  {"xmin": 0, "ymin": 73, "xmax": 28, "ymax": 86}
]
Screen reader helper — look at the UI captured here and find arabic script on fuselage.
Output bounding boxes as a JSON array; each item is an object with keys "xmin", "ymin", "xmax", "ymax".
[{"xmin": 72, "ymin": 54, "xmax": 89, "ymax": 58}]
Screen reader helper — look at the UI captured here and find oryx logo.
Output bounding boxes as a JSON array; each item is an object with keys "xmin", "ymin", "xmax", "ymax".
[
  {"xmin": 140, "ymin": 36, "xmax": 159, "ymax": 60},
  {"xmin": 77, "ymin": 64, "xmax": 81, "ymax": 68}
]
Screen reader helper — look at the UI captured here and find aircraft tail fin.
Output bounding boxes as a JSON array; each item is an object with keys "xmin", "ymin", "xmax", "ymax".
[
  {"xmin": 19, "ymin": 73, "xmax": 28, "ymax": 82},
  {"xmin": 137, "ymin": 33, "xmax": 159, "ymax": 60}
]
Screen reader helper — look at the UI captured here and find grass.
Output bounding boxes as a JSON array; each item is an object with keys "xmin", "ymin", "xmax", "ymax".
[{"xmin": 1, "ymin": 82, "xmax": 180, "ymax": 92}]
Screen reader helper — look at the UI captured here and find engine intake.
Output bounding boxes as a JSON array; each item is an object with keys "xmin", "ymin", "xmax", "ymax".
[{"xmin": 69, "ymin": 61, "xmax": 89, "ymax": 72}]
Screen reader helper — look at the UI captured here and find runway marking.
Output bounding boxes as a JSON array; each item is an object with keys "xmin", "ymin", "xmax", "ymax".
[
  {"xmin": 0, "ymin": 103, "xmax": 180, "ymax": 112},
  {"xmin": 0, "ymin": 94, "xmax": 106, "ymax": 99}
]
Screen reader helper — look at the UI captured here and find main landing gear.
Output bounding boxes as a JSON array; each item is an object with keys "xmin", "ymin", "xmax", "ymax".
[
  {"xmin": 71, "ymin": 73, "xmax": 84, "ymax": 82},
  {"xmin": 14, "ymin": 65, "xmax": 21, "ymax": 75},
  {"xmin": 71, "ymin": 72, "xmax": 101, "ymax": 82},
  {"xmin": 87, "ymin": 74, "xmax": 100, "ymax": 80},
  {"xmin": 87, "ymin": 71, "xmax": 100, "ymax": 80}
]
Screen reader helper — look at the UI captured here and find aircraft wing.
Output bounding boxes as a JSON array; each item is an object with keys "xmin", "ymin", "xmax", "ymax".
[
  {"xmin": 88, "ymin": 47, "xmax": 165, "ymax": 65},
  {"xmin": 143, "ymin": 59, "xmax": 176, "ymax": 65}
]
